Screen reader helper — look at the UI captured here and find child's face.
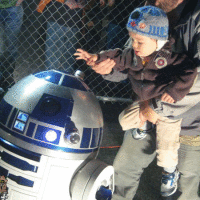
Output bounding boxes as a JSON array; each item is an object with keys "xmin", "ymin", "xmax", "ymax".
[{"xmin": 129, "ymin": 31, "xmax": 157, "ymax": 58}]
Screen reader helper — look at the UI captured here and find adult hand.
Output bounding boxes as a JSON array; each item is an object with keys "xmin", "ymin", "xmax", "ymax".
[
  {"xmin": 108, "ymin": 0, "xmax": 115, "ymax": 6},
  {"xmin": 87, "ymin": 21, "xmax": 94, "ymax": 28},
  {"xmin": 15, "ymin": 0, "xmax": 23, "ymax": 6},
  {"xmin": 139, "ymin": 101, "xmax": 159, "ymax": 125},
  {"xmin": 65, "ymin": 0, "xmax": 79, "ymax": 9},
  {"xmin": 100, "ymin": 0, "xmax": 106, "ymax": 7},
  {"xmin": 161, "ymin": 93, "xmax": 175, "ymax": 103},
  {"xmin": 91, "ymin": 58, "xmax": 116, "ymax": 75}
]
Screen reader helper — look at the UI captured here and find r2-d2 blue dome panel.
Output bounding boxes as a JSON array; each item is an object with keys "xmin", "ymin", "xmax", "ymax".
[{"xmin": 0, "ymin": 70, "xmax": 103, "ymax": 160}]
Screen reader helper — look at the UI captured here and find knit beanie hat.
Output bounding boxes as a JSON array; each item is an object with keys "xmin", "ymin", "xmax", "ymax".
[{"xmin": 127, "ymin": 6, "xmax": 169, "ymax": 41}]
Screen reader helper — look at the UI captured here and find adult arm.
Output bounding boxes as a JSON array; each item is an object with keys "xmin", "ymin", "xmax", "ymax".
[
  {"xmin": 96, "ymin": 48, "xmax": 133, "ymax": 70},
  {"xmin": 95, "ymin": 48, "xmax": 133, "ymax": 81}
]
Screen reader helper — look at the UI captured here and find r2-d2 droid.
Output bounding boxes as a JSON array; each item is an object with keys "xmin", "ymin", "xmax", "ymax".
[{"xmin": 0, "ymin": 70, "xmax": 114, "ymax": 200}]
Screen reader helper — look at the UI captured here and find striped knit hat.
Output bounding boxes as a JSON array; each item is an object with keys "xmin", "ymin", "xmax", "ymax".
[{"xmin": 127, "ymin": 6, "xmax": 169, "ymax": 41}]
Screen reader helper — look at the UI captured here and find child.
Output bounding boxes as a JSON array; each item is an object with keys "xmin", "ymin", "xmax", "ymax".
[{"xmin": 74, "ymin": 6, "xmax": 197, "ymax": 197}]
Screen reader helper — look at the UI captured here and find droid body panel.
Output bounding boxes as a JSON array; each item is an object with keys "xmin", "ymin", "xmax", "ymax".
[{"xmin": 0, "ymin": 70, "xmax": 114, "ymax": 200}]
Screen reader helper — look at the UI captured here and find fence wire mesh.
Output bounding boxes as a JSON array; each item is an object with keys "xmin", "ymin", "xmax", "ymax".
[{"xmin": 0, "ymin": 0, "xmax": 146, "ymax": 103}]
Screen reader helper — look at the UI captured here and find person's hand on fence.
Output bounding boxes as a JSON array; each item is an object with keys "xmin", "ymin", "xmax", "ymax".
[
  {"xmin": 139, "ymin": 101, "xmax": 159, "ymax": 125},
  {"xmin": 15, "ymin": 0, "xmax": 24, "ymax": 6},
  {"xmin": 108, "ymin": 0, "xmax": 115, "ymax": 7},
  {"xmin": 161, "ymin": 92, "xmax": 175, "ymax": 103},
  {"xmin": 65, "ymin": 0, "xmax": 79, "ymax": 9},
  {"xmin": 87, "ymin": 21, "xmax": 94, "ymax": 28},
  {"xmin": 100, "ymin": 0, "xmax": 106, "ymax": 7}
]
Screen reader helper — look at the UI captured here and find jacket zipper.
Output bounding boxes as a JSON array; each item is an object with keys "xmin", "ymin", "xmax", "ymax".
[{"xmin": 141, "ymin": 59, "xmax": 145, "ymax": 100}]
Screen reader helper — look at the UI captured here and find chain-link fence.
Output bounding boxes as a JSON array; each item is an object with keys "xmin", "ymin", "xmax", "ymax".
[{"xmin": 0, "ymin": 0, "xmax": 146, "ymax": 103}]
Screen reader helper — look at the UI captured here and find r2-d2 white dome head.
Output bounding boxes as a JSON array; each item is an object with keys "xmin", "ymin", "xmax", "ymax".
[{"xmin": 0, "ymin": 70, "xmax": 114, "ymax": 200}]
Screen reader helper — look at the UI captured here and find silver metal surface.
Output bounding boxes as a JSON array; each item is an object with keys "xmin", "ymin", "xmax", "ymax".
[{"xmin": 0, "ymin": 70, "xmax": 103, "ymax": 159}]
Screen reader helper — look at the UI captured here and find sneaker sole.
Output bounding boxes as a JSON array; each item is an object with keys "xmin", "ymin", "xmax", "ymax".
[
  {"xmin": 161, "ymin": 183, "xmax": 178, "ymax": 197},
  {"xmin": 161, "ymin": 171, "xmax": 180, "ymax": 197}
]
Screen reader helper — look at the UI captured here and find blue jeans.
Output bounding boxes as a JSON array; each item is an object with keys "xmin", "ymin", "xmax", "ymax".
[
  {"xmin": 45, "ymin": 21, "xmax": 80, "ymax": 74},
  {"xmin": 106, "ymin": 23, "xmax": 128, "ymax": 50},
  {"xmin": 0, "ymin": 5, "xmax": 23, "ymax": 62},
  {"xmin": 0, "ymin": 5, "xmax": 24, "ymax": 88}
]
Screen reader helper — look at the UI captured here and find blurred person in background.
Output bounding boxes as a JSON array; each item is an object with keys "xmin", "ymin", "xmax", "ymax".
[
  {"xmin": 81, "ymin": 0, "xmax": 106, "ymax": 52},
  {"xmin": 37, "ymin": 0, "xmax": 87, "ymax": 74},
  {"xmin": 0, "ymin": 0, "xmax": 24, "ymax": 92},
  {"xmin": 106, "ymin": 0, "xmax": 135, "ymax": 50}
]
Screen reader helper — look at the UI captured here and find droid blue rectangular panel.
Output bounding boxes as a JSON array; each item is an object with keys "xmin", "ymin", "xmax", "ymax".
[
  {"xmin": 0, "ymin": 123, "xmax": 98, "ymax": 153},
  {"xmin": 62, "ymin": 75, "xmax": 87, "ymax": 91},
  {"xmin": 35, "ymin": 125, "xmax": 61, "ymax": 145},
  {"xmin": 34, "ymin": 71, "xmax": 62, "ymax": 85},
  {"xmin": 98, "ymin": 127, "xmax": 103, "ymax": 146},
  {"xmin": 1, "ymin": 151, "xmax": 38, "ymax": 173},
  {"xmin": 17, "ymin": 111, "xmax": 29, "ymax": 122},
  {"xmin": 0, "ymin": 165, "xmax": 9, "ymax": 177},
  {"xmin": 8, "ymin": 174, "xmax": 34, "ymax": 187},
  {"xmin": 90, "ymin": 128, "xmax": 100, "ymax": 148},
  {"xmin": 31, "ymin": 94, "xmax": 73, "ymax": 128},
  {"xmin": 0, "ymin": 99, "xmax": 12, "ymax": 125},
  {"xmin": 13, "ymin": 120, "xmax": 26, "ymax": 132},
  {"xmin": 0, "ymin": 137, "xmax": 41, "ymax": 162},
  {"xmin": 80, "ymin": 128, "xmax": 92, "ymax": 148},
  {"xmin": 26, "ymin": 122, "xmax": 36, "ymax": 138}
]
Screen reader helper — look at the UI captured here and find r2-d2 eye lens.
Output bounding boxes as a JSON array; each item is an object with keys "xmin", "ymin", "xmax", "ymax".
[
  {"xmin": 65, "ymin": 132, "xmax": 80, "ymax": 144},
  {"xmin": 45, "ymin": 130, "xmax": 57, "ymax": 142}
]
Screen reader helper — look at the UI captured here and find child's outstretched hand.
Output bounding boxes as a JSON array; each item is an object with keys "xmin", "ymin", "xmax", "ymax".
[
  {"xmin": 74, "ymin": 48, "xmax": 116, "ymax": 75},
  {"xmin": 74, "ymin": 49, "xmax": 98, "ymax": 67},
  {"xmin": 161, "ymin": 93, "xmax": 175, "ymax": 103}
]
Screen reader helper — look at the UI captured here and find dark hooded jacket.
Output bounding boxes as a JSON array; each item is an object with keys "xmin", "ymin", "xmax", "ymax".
[{"xmin": 97, "ymin": 38, "xmax": 197, "ymax": 103}]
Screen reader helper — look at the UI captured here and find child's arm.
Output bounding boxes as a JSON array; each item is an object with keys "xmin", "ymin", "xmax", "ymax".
[
  {"xmin": 75, "ymin": 47, "xmax": 132, "ymax": 75},
  {"xmin": 74, "ymin": 49, "xmax": 115, "ymax": 75}
]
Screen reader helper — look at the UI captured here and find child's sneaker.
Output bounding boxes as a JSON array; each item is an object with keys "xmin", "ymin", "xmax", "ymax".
[
  {"xmin": 132, "ymin": 128, "xmax": 148, "ymax": 140},
  {"xmin": 161, "ymin": 169, "xmax": 179, "ymax": 197}
]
